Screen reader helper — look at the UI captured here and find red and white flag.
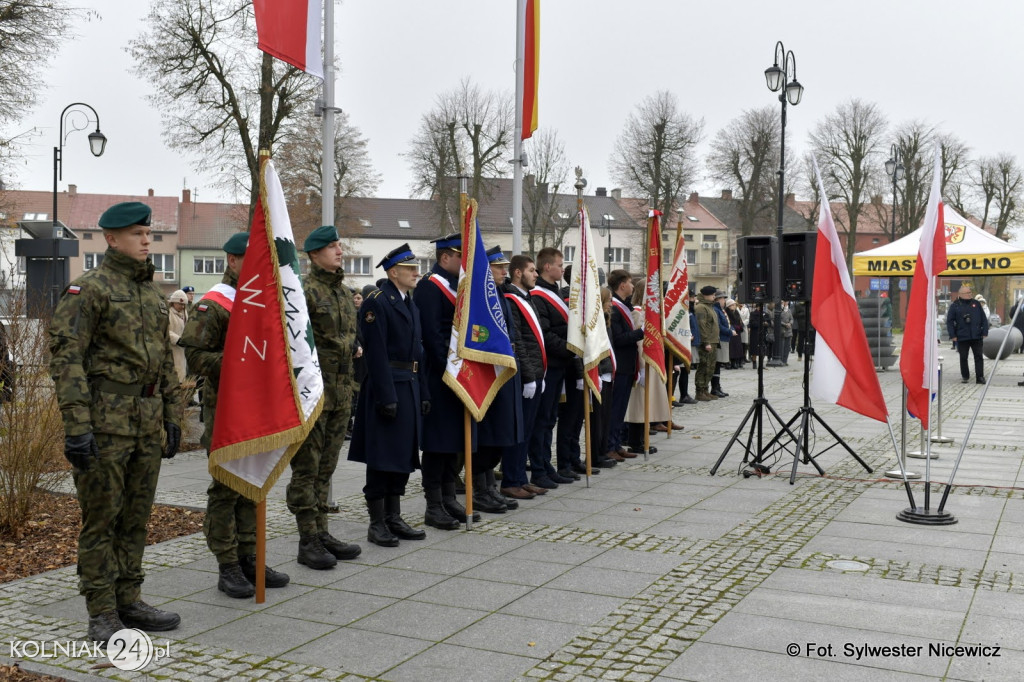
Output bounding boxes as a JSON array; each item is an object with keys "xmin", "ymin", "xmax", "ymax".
[
  {"xmin": 900, "ymin": 152, "xmax": 946, "ymax": 429},
  {"xmin": 517, "ymin": 0, "xmax": 539, "ymax": 140},
  {"xmin": 809, "ymin": 159, "xmax": 887, "ymax": 422},
  {"xmin": 254, "ymin": 0, "xmax": 323, "ymax": 79},
  {"xmin": 642, "ymin": 210, "xmax": 667, "ymax": 381},
  {"xmin": 664, "ymin": 230, "xmax": 692, "ymax": 367},
  {"xmin": 209, "ymin": 157, "xmax": 324, "ymax": 500},
  {"xmin": 567, "ymin": 206, "xmax": 611, "ymax": 399}
]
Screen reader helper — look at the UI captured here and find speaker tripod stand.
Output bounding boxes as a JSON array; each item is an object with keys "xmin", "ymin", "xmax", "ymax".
[{"xmin": 710, "ymin": 304, "xmax": 800, "ymax": 477}]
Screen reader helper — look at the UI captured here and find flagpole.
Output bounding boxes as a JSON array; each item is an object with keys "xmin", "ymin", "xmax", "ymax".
[
  {"xmin": 574, "ymin": 173, "xmax": 592, "ymax": 486},
  {"xmin": 512, "ymin": 0, "xmax": 526, "ymax": 255},
  {"xmin": 321, "ymin": 0, "xmax": 336, "ymax": 228},
  {"xmin": 459, "ymin": 176, "xmax": 474, "ymax": 529},
  {"xmin": 643, "ymin": 361, "xmax": 650, "ymax": 461},
  {"xmin": 666, "ymin": 209, "xmax": 683, "ymax": 440},
  {"xmin": 255, "ymin": 500, "xmax": 266, "ymax": 603}
]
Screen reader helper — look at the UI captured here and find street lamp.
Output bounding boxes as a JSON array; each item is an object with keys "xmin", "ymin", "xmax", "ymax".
[
  {"xmin": 51, "ymin": 103, "xmax": 107, "ymax": 307},
  {"xmin": 764, "ymin": 40, "xmax": 803, "ymax": 367},
  {"xmin": 596, "ymin": 213, "xmax": 613, "ymax": 277},
  {"xmin": 885, "ymin": 143, "xmax": 905, "ymax": 323}
]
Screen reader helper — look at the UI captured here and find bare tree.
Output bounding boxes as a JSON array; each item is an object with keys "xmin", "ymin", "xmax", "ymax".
[
  {"xmin": 522, "ymin": 128, "xmax": 569, "ymax": 254},
  {"xmin": 610, "ymin": 91, "xmax": 704, "ymax": 219},
  {"xmin": 938, "ymin": 132, "xmax": 972, "ymax": 215},
  {"xmin": 706, "ymin": 106, "xmax": 781, "ymax": 236},
  {"xmin": 128, "ymin": 0, "xmax": 320, "ymax": 213},
  {"xmin": 274, "ymin": 110, "xmax": 381, "ymax": 233},
  {"xmin": 808, "ymin": 99, "xmax": 888, "ymax": 269},
  {"xmin": 972, "ymin": 154, "xmax": 1023, "ymax": 301},
  {"xmin": 404, "ymin": 78, "xmax": 514, "ymax": 234}
]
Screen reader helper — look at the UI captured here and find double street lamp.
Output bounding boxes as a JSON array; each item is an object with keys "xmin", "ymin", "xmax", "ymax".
[
  {"xmin": 885, "ymin": 144, "xmax": 905, "ymax": 321},
  {"xmin": 596, "ymin": 213, "xmax": 613, "ymax": 278},
  {"xmin": 764, "ymin": 41, "xmax": 804, "ymax": 366}
]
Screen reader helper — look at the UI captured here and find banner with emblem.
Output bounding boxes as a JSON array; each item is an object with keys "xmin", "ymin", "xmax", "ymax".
[
  {"xmin": 567, "ymin": 205, "xmax": 611, "ymax": 399},
  {"xmin": 443, "ymin": 199, "xmax": 518, "ymax": 421},
  {"xmin": 209, "ymin": 156, "xmax": 324, "ymax": 501},
  {"xmin": 664, "ymin": 229, "xmax": 692, "ymax": 367},
  {"xmin": 642, "ymin": 210, "xmax": 667, "ymax": 382}
]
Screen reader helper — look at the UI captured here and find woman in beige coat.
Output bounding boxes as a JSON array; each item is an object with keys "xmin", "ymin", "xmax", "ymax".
[
  {"xmin": 167, "ymin": 289, "xmax": 188, "ymax": 381},
  {"xmin": 624, "ymin": 283, "xmax": 671, "ymax": 452}
]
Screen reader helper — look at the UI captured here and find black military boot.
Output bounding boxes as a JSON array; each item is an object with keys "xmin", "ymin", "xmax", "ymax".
[
  {"xmin": 424, "ymin": 487, "xmax": 460, "ymax": 530},
  {"xmin": 486, "ymin": 469, "xmax": 517, "ymax": 510},
  {"xmin": 217, "ymin": 562, "xmax": 255, "ymax": 598},
  {"xmin": 297, "ymin": 533, "xmax": 337, "ymax": 570},
  {"xmin": 384, "ymin": 496, "xmax": 426, "ymax": 540},
  {"xmin": 117, "ymin": 601, "xmax": 181, "ymax": 631},
  {"xmin": 367, "ymin": 498, "xmax": 399, "ymax": 547},
  {"xmin": 318, "ymin": 532, "xmax": 362, "ymax": 560},
  {"xmin": 441, "ymin": 480, "xmax": 480, "ymax": 522},
  {"xmin": 472, "ymin": 472, "xmax": 507, "ymax": 513},
  {"xmin": 239, "ymin": 554, "xmax": 291, "ymax": 588},
  {"xmin": 87, "ymin": 610, "xmax": 125, "ymax": 645}
]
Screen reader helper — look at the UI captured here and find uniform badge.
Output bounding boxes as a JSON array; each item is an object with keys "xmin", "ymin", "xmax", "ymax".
[
  {"xmin": 364, "ymin": 311, "xmax": 376, "ymax": 323},
  {"xmin": 67, "ymin": 285, "xmax": 82, "ymax": 295},
  {"xmin": 197, "ymin": 304, "xmax": 209, "ymax": 312}
]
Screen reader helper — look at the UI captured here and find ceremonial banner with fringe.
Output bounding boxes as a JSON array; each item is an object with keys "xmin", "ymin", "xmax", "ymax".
[
  {"xmin": 443, "ymin": 200, "xmax": 518, "ymax": 421},
  {"xmin": 642, "ymin": 210, "xmax": 667, "ymax": 381},
  {"xmin": 664, "ymin": 230, "xmax": 692, "ymax": 367},
  {"xmin": 567, "ymin": 206, "xmax": 611, "ymax": 399},
  {"xmin": 209, "ymin": 158, "xmax": 324, "ymax": 500}
]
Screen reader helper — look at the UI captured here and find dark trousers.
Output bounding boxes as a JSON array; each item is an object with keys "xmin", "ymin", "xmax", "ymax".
[
  {"xmin": 588, "ymin": 380, "xmax": 614, "ymax": 460},
  {"xmin": 528, "ymin": 364, "xmax": 565, "ymax": 476},
  {"xmin": 556, "ymin": 378, "xmax": 584, "ymax": 470},
  {"xmin": 421, "ymin": 451, "xmax": 458, "ymax": 490},
  {"xmin": 678, "ymin": 366, "xmax": 690, "ymax": 400},
  {"xmin": 608, "ymin": 373, "xmax": 633, "ymax": 453},
  {"xmin": 364, "ymin": 469, "xmax": 410, "ymax": 500},
  {"xmin": 475, "ymin": 445, "xmax": 503, "ymax": 471},
  {"xmin": 957, "ymin": 338, "xmax": 985, "ymax": 379},
  {"xmin": 505, "ymin": 391, "xmax": 541, "ymax": 487}
]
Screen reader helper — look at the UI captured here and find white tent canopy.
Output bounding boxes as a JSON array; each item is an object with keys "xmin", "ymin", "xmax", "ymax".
[{"xmin": 852, "ymin": 205, "xmax": 1024, "ymax": 276}]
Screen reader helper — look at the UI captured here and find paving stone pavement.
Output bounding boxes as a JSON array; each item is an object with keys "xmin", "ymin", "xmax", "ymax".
[{"xmin": 2, "ymin": 346, "xmax": 1023, "ymax": 681}]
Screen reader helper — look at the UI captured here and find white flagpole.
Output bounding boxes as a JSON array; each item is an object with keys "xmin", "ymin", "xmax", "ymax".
[
  {"xmin": 321, "ymin": 0, "xmax": 336, "ymax": 228},
  {"xmin": 512, "ymin": 0, "xmax": 525, "ymax": 255}
]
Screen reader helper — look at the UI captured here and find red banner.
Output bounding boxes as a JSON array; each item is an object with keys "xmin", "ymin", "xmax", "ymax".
[{"xmin": 643, "ymin": 210, "xmax": 667, "ymax": 382}]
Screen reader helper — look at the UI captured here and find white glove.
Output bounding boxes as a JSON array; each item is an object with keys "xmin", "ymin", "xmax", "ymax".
[
  {"xmin": 575, "ymin": 379, "xmax": 584, "ymax": 391},
  {"xmin": 637, "ymin": 367, "xmax": 646, "ymax": 387},
  {"xmin": 522, "ymin": 381, "xmax": 537, "ymax": 399},
  {"xmin": 541, "ymin": 379, "xmax": 546, "ymax": 393}
]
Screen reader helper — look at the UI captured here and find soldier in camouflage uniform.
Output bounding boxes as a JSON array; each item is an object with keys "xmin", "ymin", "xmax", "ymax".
[
  {"xmin": 48, "ymin": 202, "xmax": 183, "ymax": 644},
  {"xmin": 179, "ymin": 233, "xmax": 290, "ymax": 598},
  {"xmin": 288, "ymin": 225, "xmax": 362, "ymax": 569}
]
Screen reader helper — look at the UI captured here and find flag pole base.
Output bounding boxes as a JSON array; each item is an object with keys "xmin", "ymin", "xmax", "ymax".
[
  {"xmin": 930, "ymin": 436, "xmax": 954, "ymax": 444},
  {"xmin": 885, "ymin": 468, "xmax": 921, "ymax": 480},
  {"xmin": 897, "ymin": 507, "xmax": 957, "ymax": 525},
  {"xmin": 906, "ymin": 450, "xmax": 939, "ymax": 459}
]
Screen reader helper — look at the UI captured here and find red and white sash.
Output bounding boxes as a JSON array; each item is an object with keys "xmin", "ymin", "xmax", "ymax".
[
  {"xmin": 201, "ymin": 282, "xmax": 236, "ymax": 313},
  {"xmin": 505, "ymin": 292, "xmax": 547, "ymax": 371},
  {"xmin": 428, "ymin": 273, "xmax": 456, "ymax": 305},
  {"xmin": 612, "ymin": 298, "xmax": 634, "ymax": 329},
  {"xmin": 530, "ymin": 286, "xmax": 568, "ymax": 322}
]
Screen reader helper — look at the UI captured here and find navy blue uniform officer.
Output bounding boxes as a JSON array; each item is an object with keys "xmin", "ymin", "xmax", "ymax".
[{"xmin": 348, "ymin": 244, "xmax": 430, "ymax": 547}]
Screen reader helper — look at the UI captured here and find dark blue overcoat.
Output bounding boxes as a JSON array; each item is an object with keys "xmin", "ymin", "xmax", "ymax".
[
  {"xmin": 349, "ymin": 280, "xmax": 428, "ymax": 473},
  {"xmin": 477, "ymin": 293, "xmax": 523, "ymax": 447}
]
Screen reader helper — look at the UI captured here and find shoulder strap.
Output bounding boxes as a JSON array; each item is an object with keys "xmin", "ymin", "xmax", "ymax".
[
  {"xmin": 428, "ymin": 273, "xmax": 457, "ymax": 305},
  {"xmin": 505, "ymin": 293, "xmax": 547, "ymax": 371},
  {"xmin": 530, "ymin": 287, "xmax": 568, "ymax": 321}
]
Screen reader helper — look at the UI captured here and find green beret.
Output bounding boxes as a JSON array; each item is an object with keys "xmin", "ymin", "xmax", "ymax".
[
  {"xmin": 223, "ymin": 232, "xmax": 249, "ymax": 255},
  {"xmin": 303, "ymin": 225, "xmax": 340, "ymax": 253},
  {"xmin": 98, "ymin": 202, "xmax": 152, "ymax": 229}
]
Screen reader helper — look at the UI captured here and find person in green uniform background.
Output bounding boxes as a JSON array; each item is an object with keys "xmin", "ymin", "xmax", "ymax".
[{"xmin": 49, "ymin": 201, "xmax": 184, "ymax": 644}]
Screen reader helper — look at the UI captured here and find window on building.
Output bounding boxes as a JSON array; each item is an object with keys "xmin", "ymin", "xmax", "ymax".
[
  {"xmin": 663, "ymin": 247, "xmax": 673, "ymax": 265},
  {"xmin": 343, "ymin": 256, "xmax": 372, "ymax": 275},
  {"xmin": 686, "ymin": 215, "xmax": 699, "ymax": 222},
  {"xmin": 193, "ymin": 256, "xmax": 226, "ymax": 275},
  {"xmin": 710, "ymin": 250, "xmax": 719, "ymax": 274},
  {"xmin": 153, "ymin": 234, "xmax": 163, "ymax": 242},
  {"xmin": 686, "ymin": 248, "xmax": 697, "ymax": 265},
  {"xmin": 152, "ymin": 253, "xmax": 175, "ymax": 280},
  {"xmin": 562, "ymin": 245, "xmax": 576, "ymax": 264},
  {"xmin": 84, "ymin": 253, "xmax": 105, "ymax": 271},
  {"xmin": 22, "ymin": 213, "xmax": 48, "ymax": 220},
  {"xmin": 82, "ymin": 232, "xmax": 92, "ymax": 240},
  {"xmin": 872, "ymin": 238, "xmax": 880, "ymax": 244},
  {"xmin": 684, "ymin": 234, "xmax": 694, "ymax": 241},
  {"xmin": 17, "ymin": 256, "xmax": 26, "ymax": 274},
  {"xmin": 605, "ymin": 247, "xmax": 630, "ymax": 266},
  {"xmin": 702, "ymin": 234, "xmax": 717, "ymax": 242},
  {"xmin": 418, "ymin": 257, "xmax": 436, "ymax": 274},
  {"xmin": 398, "ymin": 220, "xmax": 411, "ymax": 229},
  {"xmin": 662, "ymin": 230, "xmax": 671, "ymax": 241}
]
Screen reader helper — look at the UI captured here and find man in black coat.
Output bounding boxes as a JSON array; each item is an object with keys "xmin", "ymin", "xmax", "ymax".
[
  {"xmin": 349, "ymin": 244, "xmax": 430, "ymax": 546},
  {"xmin": 607, "ymin": 270, "xmax": 644, "ymax": 460},
  {"xmin": 946, "ymin": 284, "xmax": 989, "ymax": 384},
  {"xmin": 412, "ymin": 233, "xmax": 477, "ymax": 528}
]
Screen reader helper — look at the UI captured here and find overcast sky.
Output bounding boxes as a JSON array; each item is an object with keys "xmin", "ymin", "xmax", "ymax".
[{"xmin": 7, "ymin": 0, "xmax": 1024, "ymax": 241}]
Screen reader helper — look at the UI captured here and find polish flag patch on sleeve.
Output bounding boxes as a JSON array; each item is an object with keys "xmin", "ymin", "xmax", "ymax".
[
  {"xmin": 67, "ymin": 285, "xmax": 82, "ymax": 295},
  {"xmin": 197, "ymin": 304, "xmax": 209, "ymax": 312}
]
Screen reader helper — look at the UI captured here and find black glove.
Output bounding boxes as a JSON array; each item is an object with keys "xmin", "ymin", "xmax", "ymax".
[
  {"xmin": 378, "ymin": 402, "xmax": 398, "ymax": 420},
  {"xmin": 163, "ymin": 422, "xmax": 181, "ymax": 459},
  {"xmin": 65, "ymin": 432, "xmax": 99, "ymax": 471},
  {"xmin": 632, "ymin": 328, "xmax": 645, "ymax": 342},
  {"xmin": 421, "ymin": 400, "xmax": 431, "ymax": 416}
]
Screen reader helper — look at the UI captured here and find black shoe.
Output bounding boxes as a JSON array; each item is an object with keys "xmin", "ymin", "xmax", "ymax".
[
  {"xmin": 298, "ymin": 533, "xmax": 338, "ymax": 570},
  {"xmin": 485, "ymin": 470, "xmax": 515, "ymax": 510},
  {"xmin": 550, "ymin": 471, "xmax": 575, "ymax": 484},
  {"xmin": 441, "ymin": 482, "xmax": 480, "ymax": 522},
  {"xmin": 1018, "ymin": 380, "xmax": 1024, "ymax": 386},
  {"xmin": 500, "ymin": 496, "xmax": 519, "ymax": 510},
  {"xmin": 558, "ymin": 468, "xmax": 581, "ymax": 481},
  {"xmin": 217, "ymin": 562, "xmax": 255, "ymax": 598},
  {"xmin": 570, "ymin": 462, "xmax": 599, "ymax": 476},
  {"xmin": 117, "ymin": 601, "xmax": 181, "ymax": 631},
  {"xmin": 711, "ymin": 389, "xmax": 729, "ymax": 397},
  {"xmin": 87, "ymin": 611, "xmax": 125, "ymax": 645},
  {"xmin": 318, "ymin": 532, "xmax": 362, "ymax": 560},
  {"xmin": 531, "ymin": 476, "xmax": 559, "ymax": 489},
  {"xmin": 628, "ymin": 445, "xmax": 658, "ymax": 455},
  {"xmin": 424, "ymin": 488, "xmax": 460, "ymax": 530},
  {"xmin": 239, "ymin": 554, "xmax": 290, "ymax": 588},
  {"xmin": 672, "ymin": 400, "xmax": 684, "ymax": 407},
  {"xmin": 367, "ymin": 498, "xmax": 399, "ymax": 547},
  {"xmin": 961, "ymin": 377, "xmax": 970, "ymax": 384},
  {"xmin": 593, "ymin": 457, "xmax": 617, "ymax": 469},
  {"xmin": 976, "ymin": 377, "xmax": 986, "ymax": 384},
  {"xmin": 472, "ymin": 491, "xmax": 507, "ymax": 513},
  {"xmin": 385, "ymin": 496, "xmax": 426, "ymax": 540},
  {"xmin": 682, "ymin": 395, "xmax": 697, "ymax": 405}
]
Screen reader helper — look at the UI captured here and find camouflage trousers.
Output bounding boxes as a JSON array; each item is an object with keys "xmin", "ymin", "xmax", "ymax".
[
  {"xmin": 695, "ymin": 346, "xmax": 718, "ymax": 393},
  {"xmin": 287, "ymin": 400, "xmax": 350, "ymax": 536},
  {"xmin": 204, "ymin": 478, "xmax": 256, "ymax": 564},
  {"xmin": 72, "ymin": 432, "xmax": 161, "ymax": 617}
]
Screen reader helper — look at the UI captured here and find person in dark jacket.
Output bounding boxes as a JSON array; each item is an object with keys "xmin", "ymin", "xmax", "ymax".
[
  {"xmin": 711, "ymin": 291, "xmax": 732, "ymax": 397},
  {"xmin": 412, "ymin": 233, "xmax": 477, "ymax": 528},
  {"xmin": 607, "ymin": 269, "xmax": 643, "ymax": 460},
  {"xmin": 502, "ymin": 255, "xmax": 551, "ymax": 494},
  {"xmin": 946, "ymin": 284, "xmax": 989, "ymax": 384},
  {"xmin": 349, "ymin": 244, "xmax": 430, "ymax": 547},
  {"xmin": 528, "ymin": 248, "xmax": 576, "ymax": 485},
  {"xmin": 726, "ymin": 299, "xmax": 744, "ymax": 369}
]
